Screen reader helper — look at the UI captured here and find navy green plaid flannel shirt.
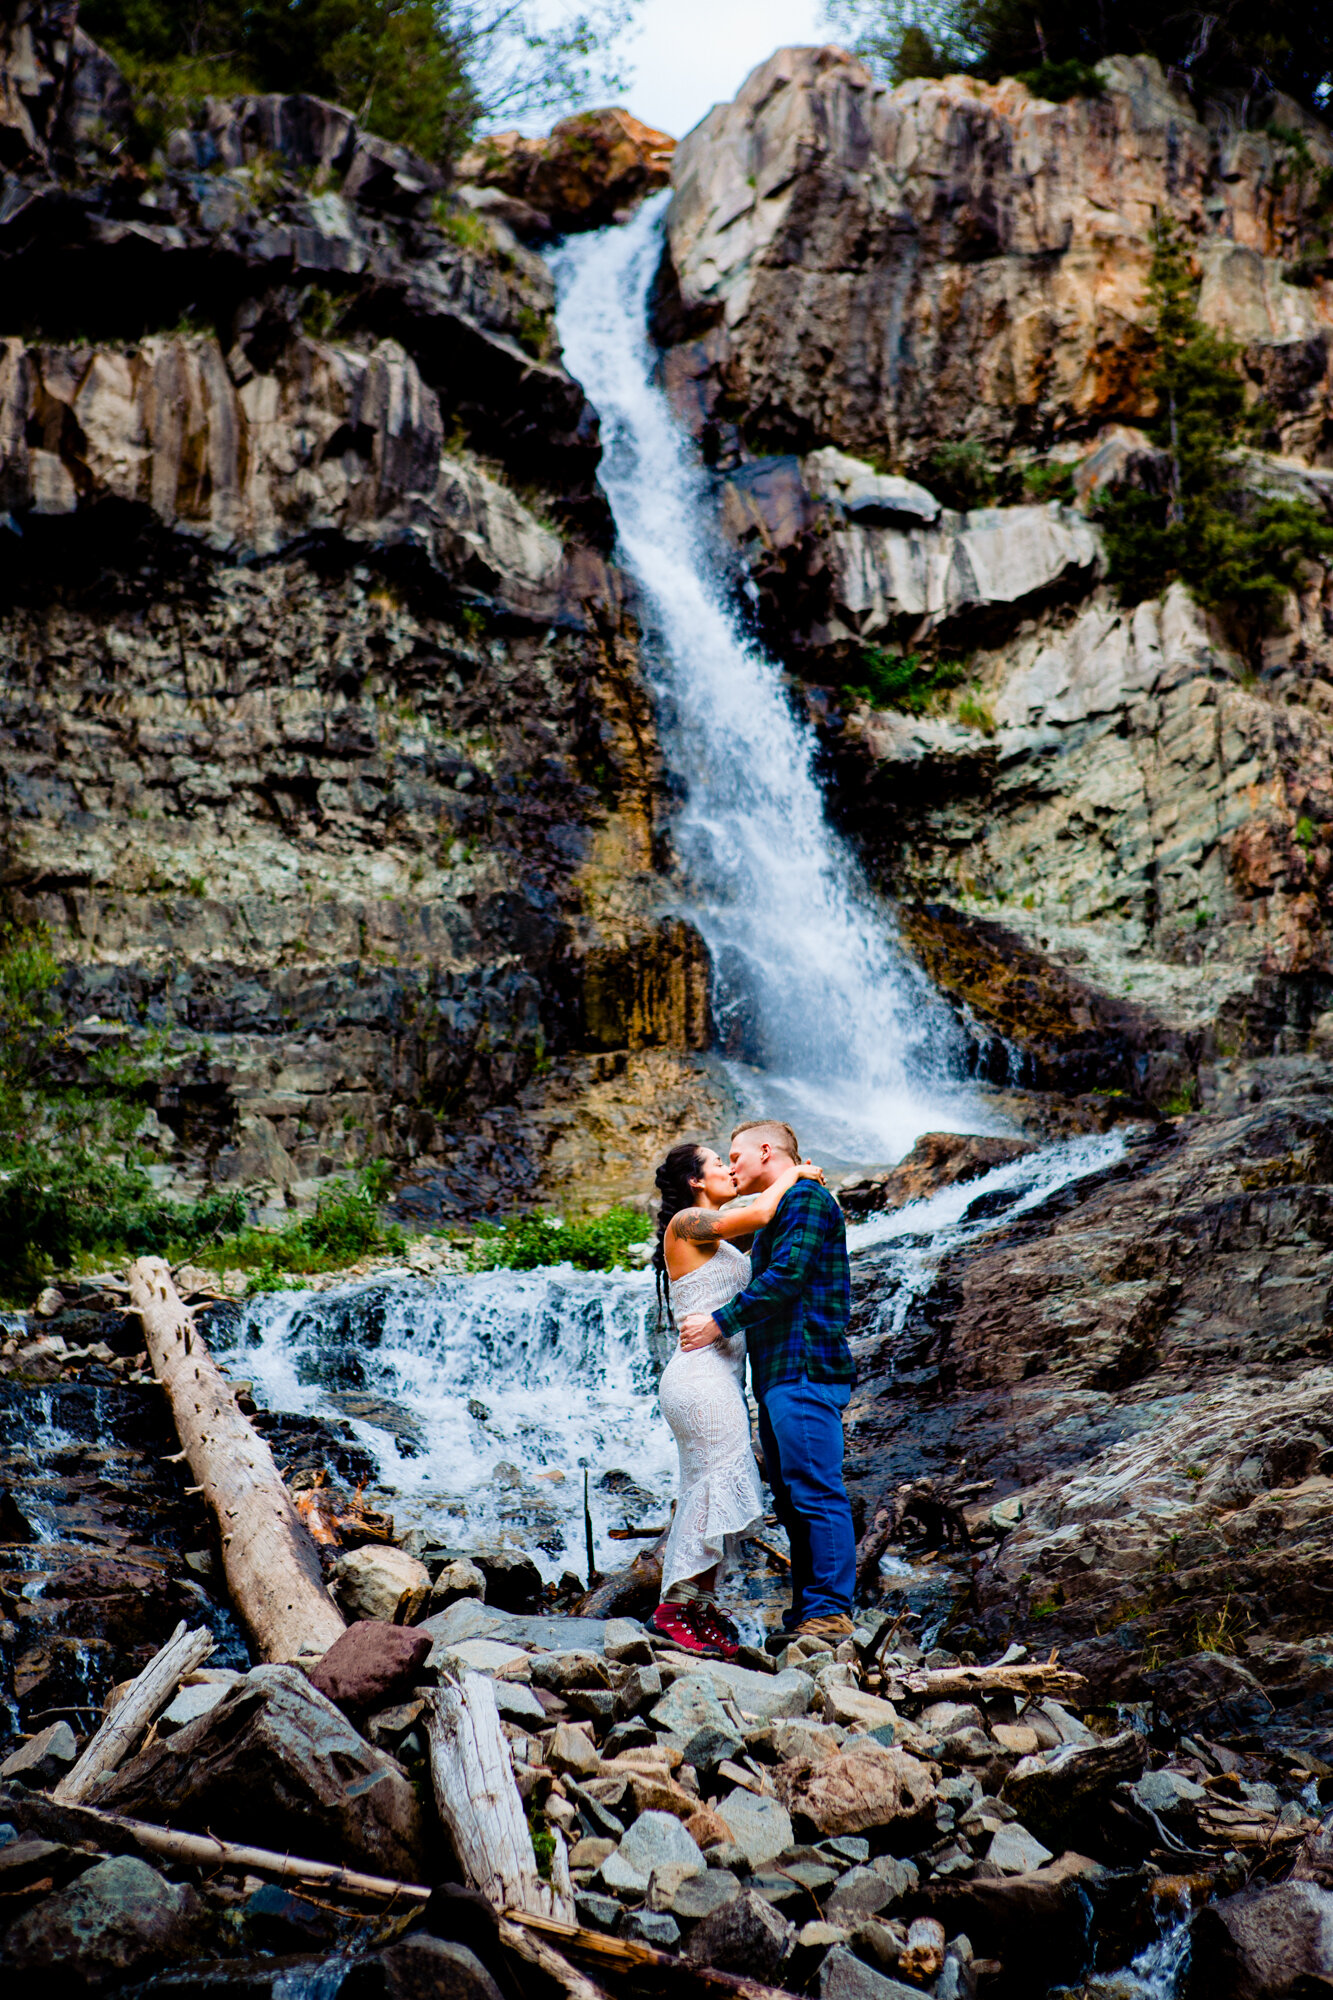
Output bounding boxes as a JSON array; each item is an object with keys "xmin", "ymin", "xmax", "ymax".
[{"xmin": 710, "ymin": 1179, "xmax": 855, "ymax": 1399}]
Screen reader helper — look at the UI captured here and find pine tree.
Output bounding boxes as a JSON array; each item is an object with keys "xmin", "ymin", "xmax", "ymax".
[{"xmin": 1098, "ymin": 220, "xmax": 1333, "ymax": 648}]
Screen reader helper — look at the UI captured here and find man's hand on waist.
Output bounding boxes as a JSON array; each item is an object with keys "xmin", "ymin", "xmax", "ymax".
[{"xmin": 679, "ymin": 1314, "xmax": 723, "ymax": 1351}]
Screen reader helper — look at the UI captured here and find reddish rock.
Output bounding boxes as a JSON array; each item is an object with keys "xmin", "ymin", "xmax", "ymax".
[
  {"xmin": 307, "ymin": 1620, "xmax": 431, "ymax": 1713},
  {"xmin": 457, "ymin": 108, "xmax": 674, "ymax": 233},
  {"xmin": 839, "ymin": 1131, "xmax": 1038, "ymax": 1217}
]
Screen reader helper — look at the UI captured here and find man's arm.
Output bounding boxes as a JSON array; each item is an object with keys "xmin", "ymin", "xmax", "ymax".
[{"xmin": 707, "ymin": 1185, "xmax": 828, "ymax": 1340}]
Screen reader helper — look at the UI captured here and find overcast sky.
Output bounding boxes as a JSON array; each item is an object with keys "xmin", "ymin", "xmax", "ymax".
[{"xmin": 527, "ymin": 0, "xmax": 832, "ymax": 140}]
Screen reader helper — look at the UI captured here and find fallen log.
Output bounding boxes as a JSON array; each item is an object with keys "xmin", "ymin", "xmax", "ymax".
[
  {"xmin": 426, "ymin": 1674, "xmax": 574, "ymax": 1922},
  {"xmin": 574, "ymin": 1523, "xmax": 670, "ymax": 1618},
  {"xmin": 892, "ymin": 1658, "xmax": 1086, "ymax": 1704},
  {"xmin": 498, "ymin": 1917, "xmax": 609, "ymax": 2000},
  {"xmin": 506, "ymin": 1910, "xmax": 820, "ymax": 2000},
  {"xmin": 0, "ymin": 1794, "xmax": 429, "ymax": 1904},
  {"xmin": 127, "ymin": 1256, "xmax": 344, "ymax": 1663},
  {"xmin": 54, "ymin": 1619, "xmax": 214, "ymax": 1804}
]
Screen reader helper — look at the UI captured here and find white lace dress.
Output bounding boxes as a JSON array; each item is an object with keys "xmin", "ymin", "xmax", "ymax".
[{"xmin": 658, "ymin": 1239, "xmax": 765, "ymax": 1596}]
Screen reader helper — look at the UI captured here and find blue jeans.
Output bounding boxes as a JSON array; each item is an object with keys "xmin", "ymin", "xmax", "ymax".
[{"xmin": 757, "ymin": 1377, "xmax": 855, "ymax": 1625}]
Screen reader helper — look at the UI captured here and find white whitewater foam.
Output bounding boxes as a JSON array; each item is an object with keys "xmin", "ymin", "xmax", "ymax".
[{"xmin": 552, "ymin": 195, "xmax": 985, "ymax": 1169}]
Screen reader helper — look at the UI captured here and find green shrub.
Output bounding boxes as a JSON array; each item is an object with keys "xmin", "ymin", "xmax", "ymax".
[
  {"xmin": 844, "ymin": 646, "xmax": 969, "ymax": 715},
  {"xmin": 920, "ymin": 440, "xmax": 998, "ymax": 512},
  {"xmin": 1097, "ymin": 220, "xmax": 1333, "ymax": 647},
  {"xmin": 212, "ymin": 1165, "xmax": 406, "ymax": 1290},
  {"xmin": 1021, "ymin": 460, "xmax": 1075, "ymax": 503},
  {"xmin": 1015, "ymin": 59, "xmax": 1104, "ymax": 100},
  {"xmin": 468, "ymin": 1205, "xmax": 651, "ymax": 1273},
  {"xmin": 0, "ymin": 1151, "xmax": 247, "ymax": 1299}
]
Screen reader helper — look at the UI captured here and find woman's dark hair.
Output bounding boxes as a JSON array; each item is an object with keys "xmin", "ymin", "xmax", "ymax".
[{"xmin": 653, "ymin": 1142, "xmax": 707, "ymax": 1325}]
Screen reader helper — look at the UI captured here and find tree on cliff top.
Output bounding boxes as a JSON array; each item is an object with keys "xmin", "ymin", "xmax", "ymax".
[
  {"xmin": 1097, "ymin": 220, "xmax": 1333, "ymax": 648},
  {"xmin": 822, "ymin": 0, "xmax": 1332, "ymax": 118},
  {"xmin": 80, "ymin": 0, "xmax": 640, "ymax": 164}
]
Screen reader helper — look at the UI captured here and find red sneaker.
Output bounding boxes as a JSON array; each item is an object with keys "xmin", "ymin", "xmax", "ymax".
[
  {"xmin": 690, "ymin": 1599, "xmax": 741, "ymax": 1660},
  {"xmin": 651, "ymin": 1600, "xmax": 715, "ymax": 1654}
]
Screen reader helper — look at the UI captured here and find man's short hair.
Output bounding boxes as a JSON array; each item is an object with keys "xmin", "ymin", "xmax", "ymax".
[{"xmin": 731, "ymin": 1118, "xmax": 800, "ymax": 1163}]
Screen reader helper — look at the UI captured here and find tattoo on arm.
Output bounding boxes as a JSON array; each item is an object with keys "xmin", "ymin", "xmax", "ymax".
[{"xmin": 672, "ymin": 1209, "xmax": 722, "ymax": 1243}]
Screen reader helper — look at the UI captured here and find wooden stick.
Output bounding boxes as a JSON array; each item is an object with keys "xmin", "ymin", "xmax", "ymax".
[
  {"xmin": 891, "ymin": 1660, "xmax": 1086, "ymax": 1703},
  {"xmin": 498, "ymin": 1917, "xmax": 609, "ymax": 2000},
  {"xmin": 505, "ymin": 1910, "xmax": 810, "ymax": 2000},
  {"xmin": 127, "ymin": 1256, "xmax": 344, "ymax": 1663},
  {"xmin": 54, "ymin": 1621, "xmax": 214, "ymax": 1805},
  {"xmin": 8, "ymin": 1799, "xmax": 430, "ymax": 1903},
  {"xmin": 426, "ymin": 1676, "xmax": 574, "ymax": 1922}
]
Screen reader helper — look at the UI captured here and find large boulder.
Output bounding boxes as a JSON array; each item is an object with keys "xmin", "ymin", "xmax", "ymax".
[
  {"xmin": 999, "ymin": 1730, "xmax": 1146, "ymax": 1852},
  {"xmin": 98, "ymin": 1664, "xmax": 422, "ymax": 1877},
  {"xmin": 684, "ymin": 1887, "xmax": 796, "ymax": 1983},
  {"xmin": 333, "ymin": 1546, "xmax": 431, "ymax": 1624},
  {"xmin": 1, "ymin": 1855, "xmax": 203, "ymax": 1992},
  {"xmin": 1186, "ymin": 1880, "xmax": 1333, "ymax": 1999},
  {"xmin": 776, "ymin": 1741, "xmax": 936, "ymax": 1838},
  {"xmin": 839, "ymin": 1133, "xmax": 1038, "ymax": 1217}
]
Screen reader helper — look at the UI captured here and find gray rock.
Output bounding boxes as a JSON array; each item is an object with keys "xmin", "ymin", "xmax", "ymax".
[
  {"xmin": 420, "ymin": 1599, "xmax": 612, "ymax": 1657},
  {"xmin": 820, "ymin": 1944, "xmax": 928, "ymax": 2000},
  {"xmin": 3, "ymin": 1855, "xmax": 203, "ymax": 1985},
  {"xmin": 708, "ymin": 1841, "xmax": 752, "ymax": 1875},
  {"xmin": 529, "ymin": 1651, "xmax": 612, "ymax": 1694},
  {"xmin": 677, "ymin": 1661, "xmax": 815, "ymax": 1723},
  {"xmin": 669, "ymin": 1870, "xmax": 744, "ymax": 1922},
  {"xmin": 650, "ymin": 1675, "xmax": 737, "ymax": 1742},
  {"xmin": 716, "ymin": 1789, "xmax": 794, "ymax": 1870},
  {"xmin": 492, "ymin": 1680, "xmax": 547, "ymax": 1726},
  {"xmin": 826, "ymin": 1866, "xmax": 894, "ymax": 1923},
  {"xmin": 0, "ymin": 1720, "xmax": 78, "ymax": 1788},
  {"xmin": 823, "ymin": 1835, "xmax": 871, "ymax": 1865},
  {"xmin": 618, "ymin": 1810, "xmax": 705, "ymax": 1883},
  {"xmin": 621, "ymin": 1909, "xmax": 681, "ymax": 1948},
  {"xmin": 987, "ymin": 1822, "xmax": 1054, "ymax": 1874},
  {"xmin": 1187, "ymin": 1879, "xmax": 1333, "ymax": 2000},
  {"xmin": 375, "ymin": 1936, "xmax": 506, "ymax": 2000},
  {"xmin": 575, "ymin": 1891, "xmax": 623, "ymax": 1933},
  {"xmin": 159, "ymin": 1683, "xmax": 230, "ymax": 1736},
  {"xmin": 685, "ymin": 1886, "xmax": 796, "ymax": 1981},
  {"xmin": 598, "ymin": 1848, "xmax": 650, "ymax": 1897},
  {"xmin": 683, "ymin": 1724, "xmax": 745, "ymax": 1779},
  {"xmin": 604, "ymin": 1618, "xmax": 655, "ymax": 1665},
  {"xmin": 99, "ymin": 1663, "xmax": 421, "ymax": 1877},
  {"xmin": 1132, "ymin": 1769, "xmax": 1208, "ymax": 1817},
  {"xmin": 869, "ymin": 1855, "xmax": 919, "ymax": 1904}
]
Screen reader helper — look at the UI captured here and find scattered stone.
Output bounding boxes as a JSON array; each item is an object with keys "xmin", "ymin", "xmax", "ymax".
[
  {"xmin": 3, "ymin": 1855, "xmax": 203, "ymax": 1987},
  {"xmin": 668, "ymin": 1870, "xmax": 744, "ymax": 1921},
  {"xmin": 575, "ymin": 1891, "xmax": 622, "ymax": 1933},
  {"xmin": 1132, "ymin": 1769, "xmax": 1208, "ymax": 1817},
  {"xmin": 100, "ymin": 1663, "xmax": 422, "ymax": 1877},
  {"xmin": 987, "ymin": 1823, "xmax": 1054, "ymax": 1874},
  {"xmin": 777, "ymin": 1741, "xmax": 937, "ymax": 1837},
  {"xmin": 650, "ymin": 1676, "xmax": 738, "ymax": 1742},
  {"xmin": 365, "ymin": 1700, "xmax": 425, "ymax": 1750},
  {"xmin": 820, "ymin": 1943, "xmax": 925, "ymax": 1999},
  {"xmin": 716, "ymin": 1790, "xmax": 794, "ymax": 1870},
  {"xmin": 306, "ymin": 1620, "xmax": 431, "ymax": 1714},
  {"xmin": 823, "ymin": 1684, "xmax": 904, "ymax": 1732},
  {"xmin": 492, "ymin": 1681, "xmax": 547, "ymax": 1727},
  {"xmin": 849, "ymin": 1917, "xmax": 908, "ymax": 1973},
  {"xmin": 569, "ymin": 1836, "xmax": 616, "ymax": 1871},
  {"xmin": 621, "ymin": 1909, "xmax": 681, "ymax": 1948},
  {"xmin": 0, "ymin": 1720, "xmax": 78, "ymax": 1788},
  {"xmin": 683, "ymin": 1724, "xmax": 744, "ymax": 1779},
  {"xmin": 471, "ymin": 1549, "xmax": 542, "ymax": 1612},
  {"xmin": 333, "ymin": 1545, "xmax": 431, "ymax": 1625},
  {"xmin": 600, "ymin": 1811, "xmax": 705, "ymax": 1897},
  {"xmin": 1002, "ymin": 1730, "xmax": 1147, "ymax": 1850},
  {"xmin": 428, "ymin": 1559, "xmax": 486, "ymax": 1611},
  {"xmin": 439, "ymin": 1639, "xmax": 533, "ymax": 1677},
  {"xmin": 685, "ymin": 1886, "xmax": 796, "ymax": 1981},
  {"xmin": 827, "ymin": 1866, "xmax": 895, "ymax": 1923},
  {"xmin": 708, "ymin": 1841, "xmax": 753, "ymax": 1876},
  {"xmin": 33, "ymin": 1288, "xmax": 64, "ymax": 1319},
  {"xmin": 685, "ymin": 1807, "xmax": 733, "ymax": 1850},
  {"xmin": 870, "ymin": 1856, "xmax": 920, "ymax": 1903},
  {"xmin": 990, "ymin": 1723, "xmax": 1040, "ymax": 1755},
  {"xmin": 547, "ymin": 1722, "xmax": 601, "ymax": 1780},
  {"xmin": 1185, "ymin": 1881, "xmax": 1333, "ymax": 2000},
  {"xmin": 159, "ymin": 1683, "xmax": 230, "ymax": 1736},
  {"xmin": 824, "ymin": 1835, "xmax": 871, "ymax": 1865},
  {"xmin": 530, "ymin": 1651, "xmax": 611, "ymax": 1694},
  {"xmin": 604, "ymin": 1619, "xmax": 655, "ymax": 1665}
]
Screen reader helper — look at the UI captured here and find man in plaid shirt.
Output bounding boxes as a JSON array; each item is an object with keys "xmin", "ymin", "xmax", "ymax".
[{"xmin": 679, "ymin": 1118, "xmax": 857, "ymax": 1646}]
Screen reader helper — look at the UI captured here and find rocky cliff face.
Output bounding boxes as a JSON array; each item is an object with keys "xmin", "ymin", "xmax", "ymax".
[
  {"xmin": 653, "ymin": 46, "xmax": 1333, "ymax": 1089},
  {"xmin": 0, "ymin": 4, "xmax": 729, "ymax": 1218}
]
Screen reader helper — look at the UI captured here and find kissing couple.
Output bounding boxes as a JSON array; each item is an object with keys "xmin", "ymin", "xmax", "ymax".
[{"xmin": 649, "ymin": 1118, "xmax": 857, "ymax": 1659}]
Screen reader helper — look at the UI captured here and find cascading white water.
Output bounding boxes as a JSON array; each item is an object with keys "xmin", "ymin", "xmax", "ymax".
[{"xmin": 551, "ymin": 196, "xmax": 983, "ymax": 1167}]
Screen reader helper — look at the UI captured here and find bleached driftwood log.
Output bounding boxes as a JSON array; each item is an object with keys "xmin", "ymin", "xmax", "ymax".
[
  {"xmin": 55, "ymin": 1620, "xmax": 213, "ymax": 1804},
  {"xmin": 426, "ymin": 1675, "xmax": 574, "ymax": 1922},
  {"xmin": 127, "ymin": 1257, "xmax": 344, "ymax": 1663},
  {"xmin": 892, "ymin": 1658, "xmax": 1086, "ymax": 1703}
]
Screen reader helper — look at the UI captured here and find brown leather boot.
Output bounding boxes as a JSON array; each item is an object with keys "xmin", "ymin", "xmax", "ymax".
[{"xmin": 794, "ymin": 1613, "xmax": 854, "ymax": 1641}]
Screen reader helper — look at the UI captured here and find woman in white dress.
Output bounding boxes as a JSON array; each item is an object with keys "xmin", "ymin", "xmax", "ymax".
[{"xmin": 650, "ymin": 1141, "xmax": 824, "ymax": 1657}]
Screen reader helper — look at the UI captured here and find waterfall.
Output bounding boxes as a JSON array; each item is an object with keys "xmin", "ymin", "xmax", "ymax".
[{"xmin": 552, "ymin": 195, "xmax": 982, "ymax": 1168}]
